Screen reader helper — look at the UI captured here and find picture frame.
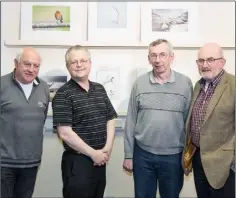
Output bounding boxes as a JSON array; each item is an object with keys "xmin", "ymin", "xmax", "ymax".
[
  {"xmin": 87, "ymin": 2, "xmax": 140, "ymax": 44},
  {"xmin": 20, "ymin": 2, "xmax": 87, "ymax": 42},
  {"xmin": 140, "ymin": 2, "xmax": 200, "ymax": 47},
  {"xmin": 39, "ymin": 69, "xmax": 69, "ymax": 116},
  {"xmin": 96, "ymin": 67, "xmax": 120, "ymax": 101}
]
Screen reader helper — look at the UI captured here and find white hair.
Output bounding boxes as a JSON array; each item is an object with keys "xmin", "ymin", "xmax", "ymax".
[{"xmin": 15, "ymin": 49, "xmax": 24, "ymax": 62}]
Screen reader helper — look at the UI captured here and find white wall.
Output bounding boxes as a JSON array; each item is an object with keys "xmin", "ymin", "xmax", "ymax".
[{"xmin": 1, "ymin": 2, "xmax": 235, "ymax": 198}]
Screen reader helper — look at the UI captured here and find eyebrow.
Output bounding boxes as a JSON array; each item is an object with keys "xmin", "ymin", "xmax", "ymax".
[
  {"xmin": 198, "ymin": 57, "xmax": 215, "ymax": 59},
  {"xmin": 150, "ymin": 52, "xmax": 167, "ymax": 54}
]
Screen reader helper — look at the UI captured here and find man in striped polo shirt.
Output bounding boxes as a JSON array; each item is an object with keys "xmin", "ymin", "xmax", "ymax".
[
  {"xmin": 123, "ymin": 39, "xmax": 193, "ymax": 198},
  {"xmin": 52, "ymin": 45, "xmax": 117, "ymax": 198}
]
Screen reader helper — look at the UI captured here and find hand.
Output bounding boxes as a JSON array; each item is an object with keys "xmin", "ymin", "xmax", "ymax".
[
  {"xmin": 183, "ymin": 167, "xmax": 192, "ymax": 176},
  {"xmin": 94, "ymin": 146, "xmax": 112, "ymax": 166},
  {"xmin": 102, "ymin": 146, "xmax": 112, "ymax": 160},
  {"xmin": 123, "ymin": 159, "xmax": 133, "ymax": 173},
  {"xmin": 90, "ymin": 150, "xmax": 108, "ymax": 166}
]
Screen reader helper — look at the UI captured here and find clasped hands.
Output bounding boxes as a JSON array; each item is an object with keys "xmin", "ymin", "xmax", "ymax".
[{"xmin": 90, "ymin": 147, "xmax": 111, "ymax": 166}]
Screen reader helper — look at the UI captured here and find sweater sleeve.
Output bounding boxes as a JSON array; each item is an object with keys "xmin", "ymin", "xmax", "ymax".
[{"xmin": 124, "ymin": 82, "xmax": 138, "ymax": 159}]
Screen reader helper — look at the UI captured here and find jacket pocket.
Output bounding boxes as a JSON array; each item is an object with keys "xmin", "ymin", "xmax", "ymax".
[
  {"xmin": 222, "ymin": 148, "xmax": 234, "ymax": 151},
  {"xmin": 221, "ymin": 144, "xmax": 234, "ymax": 151}
]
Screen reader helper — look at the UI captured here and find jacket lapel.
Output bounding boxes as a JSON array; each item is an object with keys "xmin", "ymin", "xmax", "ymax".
[
  {"xmin": 186, "ymin": 83, "xmax": 200, "ymax": 127},
  {"xmin": 202, "ymin": 73, "xmax": 228, "ymax": 127},
  {"xmin": 186, "ymin": 83, "xmax": 201, "ymax": 135}
]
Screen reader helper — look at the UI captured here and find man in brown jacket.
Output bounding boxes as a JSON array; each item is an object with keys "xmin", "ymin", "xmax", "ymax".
[{"xmin": 182, "ymin": 43, "xmax": 235, "ymax": 198}]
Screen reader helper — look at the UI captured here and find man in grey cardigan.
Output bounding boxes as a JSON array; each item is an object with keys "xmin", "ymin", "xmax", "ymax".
[
  {"xmin": 123, "ymin": 39, "xmax": 193, "ymax": 198},
  {"xmin": 1, "ymin": 47, "xmax": 49, "ymax": 198}
]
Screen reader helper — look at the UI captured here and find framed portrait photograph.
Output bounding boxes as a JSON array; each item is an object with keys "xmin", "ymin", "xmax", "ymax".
[
  {"xmin": 20, "ymin": 2, "xmax": 87, "ymax": 42},
  {"xmin": 87, "ymin": 2, "xmax": 140, "ymax": 44},
  {"xmin": 140, "ymin": 2, "xmax": 200, "ymax": 47}
]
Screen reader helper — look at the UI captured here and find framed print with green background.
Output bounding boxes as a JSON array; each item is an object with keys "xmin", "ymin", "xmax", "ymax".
[{"xmin": 20, "ymin": 2, "xmax": 87, "ymax": 42}]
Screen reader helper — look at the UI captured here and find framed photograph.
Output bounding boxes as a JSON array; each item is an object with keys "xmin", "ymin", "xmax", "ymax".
[
  {"xmin": 96, "ymin": 67, "xmax": 120, "ymax": 101},
  {"xmin": 20, "ymin": 2, "xmax": 87, "ymax": 42},
  {"xmin": 39, "ymin": 69, "xmax": 68, "ymax": 116},
  {"xmin": 140, "ymin": 2, "xmax": 200, "ymax": 46},
  {"xmin": 87, "ymin": 2, "xmax": 140, "ymax": 44}
]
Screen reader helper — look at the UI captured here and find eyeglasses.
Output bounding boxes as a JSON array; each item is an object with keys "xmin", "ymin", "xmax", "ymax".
[
  {"xmin": 68, "ymin": 59, "xmax": 89, "ymax": 67},
  {"xmin": 22, "ymin": 61, "xmax": 40, "ymax": 69},
  {"xmin": 196, "ymin": 57, "xmax": 223, "ymax": 66},
  {"xmin": 149, "ymin": 52, "xmax": 169, "ymax": 61}
]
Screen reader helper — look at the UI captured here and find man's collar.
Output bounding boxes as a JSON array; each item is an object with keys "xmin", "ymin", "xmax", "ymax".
[
  {"xmin": 149, "ymin": 69, "xmax": 175, "ymax": 84},
  {"xmin": 70, "ymin": 78, "xmax": 95, "ymax": 91},
  {"xmin": 11, "ymin": 69, "xmax": 40, "ymax": 86}
]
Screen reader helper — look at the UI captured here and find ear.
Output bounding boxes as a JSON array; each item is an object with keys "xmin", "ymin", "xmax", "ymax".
[
  {"xmin": 170, "ymin": 53, "xmax": 175, "ymax": 63},
  {"xmin": 88, "ymin": 60, "xmax": 92, "ymax": 68},
  {"xmin": 222, "ymin": 58, "xmax": 226, "ymax": 64},
  {"xmin": 14, "ymin": 59, "xmax": 18, "ymax": 68},
  {"xmin": 220, "ymin": 58, "xmax": 226, "ymax": 68},
  {"xmin": 148, "ymin": 55, "xmax": 151, "ymax": 64}
]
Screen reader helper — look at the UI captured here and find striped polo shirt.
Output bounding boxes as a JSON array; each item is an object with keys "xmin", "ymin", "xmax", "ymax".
[{"xmin": 52, "ymin": 78, "xmax": 118, "ymax": 151}]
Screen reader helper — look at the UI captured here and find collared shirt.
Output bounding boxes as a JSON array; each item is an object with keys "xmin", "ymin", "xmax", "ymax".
[
  {"xmin": 13, "ymin": 69, "xmax": 40, "ymax": 100},
  {"xmin": 52, "ymin": 79, "xmax": 118, "ymax": 151},
  {"xmin": 124, "ymin": 70, "xmax": 193, "ymax": 158},
  {"xmin": 190, "ymin": 70, "xmax": 225, "ymax": 147},
  {"xmin": 149, "ymin": 69, "xmax": 175, "ymax": 84},
  {"xmin": 1, "ymin": 71, "xmax": 49, "ymax": 168}
]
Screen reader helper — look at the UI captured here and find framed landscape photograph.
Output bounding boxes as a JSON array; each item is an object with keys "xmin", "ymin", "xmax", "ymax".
[
  {"xmin": 140, "ymin": 2, "xmax": 200, "ymax": 46},
  {"xmin": 20, "ymin": 2, "xmax": 87, "ymax": 42},
  {"xmin": 39, "ymin": 69, "xmax": 68, "ymax": 116},
  {"xmin": 87, "ymin": 2, "xmax": 140, "ymax": 44}
]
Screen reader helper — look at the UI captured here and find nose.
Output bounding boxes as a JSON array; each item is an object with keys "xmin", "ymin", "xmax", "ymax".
[
  {"xmin": 155, "ymin": 56, "xmax": 161, "ymax": 63},
  {"xmin": 203, "ymin": 60, "xmax": 208, "ymax": 66},
  {"xmin": 27, "ymin": 64, "xmax": 36, "ymax": 73},
  {"xmin": 76, "ymin": 63, "xmax": 82, "ymax": 68},
  {"xmin": 201, "ymin": 62, "xmax": 209, "ymax": 70},
  {"xmin": 28, "ymin": 65, "xmax": 34, "ymax": 72}
]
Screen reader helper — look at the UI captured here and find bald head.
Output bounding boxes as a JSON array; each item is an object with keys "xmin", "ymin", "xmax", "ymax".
[
  {"xmin": 16, "ymin": 47, "xmax": 41, "ymax": 63},
  {"xmin": 197, "ymin": 43, "xmax": 226, "ymax": 80},
  {"xmin": 198, "ymin": 43, "xmax": 224, "ymax": 59}
]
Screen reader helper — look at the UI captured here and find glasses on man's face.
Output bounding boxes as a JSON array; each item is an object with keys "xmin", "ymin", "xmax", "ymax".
[
  {"xmin": 196, "ymin": 57, "xmax": 223, "ymax": 66},
  {"xmin": 149, "ymin": 52, "xmax": 168, "ymax": 61},
  {"xmin": 68, "ymin": 59, "xmax": 89, "ymax": 67},
  {"xmin": 22, "ymin": 61, "xmax": 40, "ymax": 70}
]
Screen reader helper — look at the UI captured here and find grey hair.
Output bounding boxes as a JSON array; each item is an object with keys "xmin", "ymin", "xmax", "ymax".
[
  {"xmin": 148, "ymin": 39, "xmax": 174, "ymax": 54},
  {"xmin": 15, "ymin": 49, "xmax": 24, "ymax": 62},
  {"xmin": 65, "ymin": 45, "xmax": 91, "ymax": 66},
  {"xmin": 15, "ymin": 48, "xmax": 41, "ymax": 63}
]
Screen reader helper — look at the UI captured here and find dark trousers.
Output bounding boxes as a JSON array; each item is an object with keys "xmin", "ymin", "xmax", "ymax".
[
  {"xmin": 192, "ymin": 148, "xmax": 235, "ymax": 198},
  {"xmin": 1, "ymin": 166, "xmax": 38, "ymax": 198},
  {"xmin": 61, "ymin": 150, "xmax": 106, "ymax": 198},
  {"xmin": 133, "ymin": 143, "xmax": 184, "ymax": 198}
]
